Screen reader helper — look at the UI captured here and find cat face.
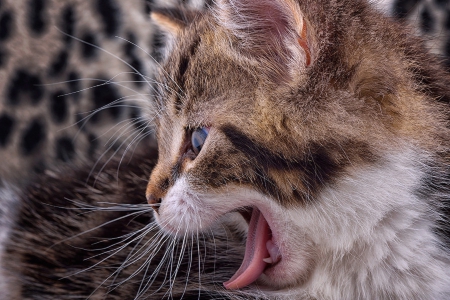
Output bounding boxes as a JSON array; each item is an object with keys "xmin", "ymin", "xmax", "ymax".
[{"xmin": 146, "ymin": 0, "xmax": 450, "ymax": 295}]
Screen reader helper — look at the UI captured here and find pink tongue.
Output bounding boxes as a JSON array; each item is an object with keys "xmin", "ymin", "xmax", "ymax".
[{"xmin": 223, "ymin": 208, "xmax": 270, "ymax": 290}]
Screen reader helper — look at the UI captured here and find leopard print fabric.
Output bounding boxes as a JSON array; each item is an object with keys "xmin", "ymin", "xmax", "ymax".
[
  {"xmin": 0, "ymin": 0, "xmax": 208, "ymax": 185},
  {"xmin": 0, "ymin": 0, "xmax": 448, "ymax": 186},
  {"xmin": 389, "ymin": 0, "xmax": 450, "ymax": 68}
]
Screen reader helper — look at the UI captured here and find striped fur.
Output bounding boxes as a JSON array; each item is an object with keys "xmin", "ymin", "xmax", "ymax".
[
  {"xmin": 1, "ymin": 0, "xmax": 450, "ymax": 299},
  {"xmin": 147, "ymin": 0, "xmax": 450, "ymax": 298}
]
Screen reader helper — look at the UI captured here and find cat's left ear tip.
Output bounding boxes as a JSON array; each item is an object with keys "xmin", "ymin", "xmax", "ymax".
[
  {"xmin": 151, "ymin": 7, "xmax": 202, "ymax": 36},
  {"xmin": 150, "ymin": 10, "xmax": 184, "ymax": 35}
]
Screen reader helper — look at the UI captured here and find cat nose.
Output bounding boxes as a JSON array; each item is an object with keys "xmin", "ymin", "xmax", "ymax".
[{"xmin": 146, "ymin": 194, "xmax": 162, "ymax": 214}]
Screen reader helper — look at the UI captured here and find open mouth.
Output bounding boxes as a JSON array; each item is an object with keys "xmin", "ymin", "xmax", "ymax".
[{"xmin": 224, "ymin": 207, "xmax": 281, "ymax": 290}]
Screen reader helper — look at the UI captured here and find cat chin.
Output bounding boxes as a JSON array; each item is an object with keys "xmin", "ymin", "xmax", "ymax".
[
  {"xmin": 256, "ymin": 248, "xmax": 315, "ymax": 290},
  {"xmin": 155, "ymin": 177, "xmax": 315, "ymax": 289},
  {"xmin": 253, "ymin": 205, "xmax": 316, "ymax": 290}
]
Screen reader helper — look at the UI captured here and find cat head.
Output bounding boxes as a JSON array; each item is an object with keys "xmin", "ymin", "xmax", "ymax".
[{"xmin": 146, "ymin": 0, "xmax": 447, "ymax": 293}]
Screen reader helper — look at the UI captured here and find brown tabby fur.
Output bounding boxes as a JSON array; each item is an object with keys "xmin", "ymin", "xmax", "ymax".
[
  {"xmin": 147, "ymin": 0, "xmax": 450, "ymax": 207},
  {"xmin": 2, "ymin": 0, "xmax": 450, "ymax": 299},
  {"xmin": 146, "ymin": 0, "xmax": 450, "ymax": 297}
]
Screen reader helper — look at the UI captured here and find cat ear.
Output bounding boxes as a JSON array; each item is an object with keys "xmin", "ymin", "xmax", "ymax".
[
  {"xmin": 215, "ymin": 0, "xmax": 313, "ymax": 82},
  {"xmin": 151, "ymin": 7, "xmax": 199, "ymax": 36}
]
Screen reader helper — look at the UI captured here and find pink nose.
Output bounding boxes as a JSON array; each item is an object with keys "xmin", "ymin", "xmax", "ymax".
[{"xmin": 146, "ymin": 194, "xmax": 161, "ymax": 213}]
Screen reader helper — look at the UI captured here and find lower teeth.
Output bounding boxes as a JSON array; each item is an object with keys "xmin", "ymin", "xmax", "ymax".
[
  {"xmin": 266, "ymin": 240, "xmax": 281, "ymax": 264},
  {"xmin": 263, "ymin": 257, "xmax": 273, "ymax": 264}
]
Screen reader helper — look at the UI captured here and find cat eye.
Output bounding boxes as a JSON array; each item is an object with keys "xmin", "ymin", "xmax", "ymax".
[{"xmin": 191, "ymin": 127, "xmax": 209, "ymax": 155}]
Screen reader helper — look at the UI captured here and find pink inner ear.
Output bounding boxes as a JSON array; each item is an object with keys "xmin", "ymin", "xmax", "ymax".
[
  {"xmin": 256, "ymin": 3, "xmax": 291, "ymax": 37},
  {"xmin": 216, "ymin": 0, "xmax": 312, "ymax": 79},
  {"xmin": 298, "ymin": 22, "xmax": 311, "ymax": 67},
  {"xmin": 227, "ymin": 0, "xmax": 292, "ymax": 38}
]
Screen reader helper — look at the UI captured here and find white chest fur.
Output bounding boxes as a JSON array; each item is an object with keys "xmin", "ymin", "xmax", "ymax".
[{"xmin": 285, "ymin": 150, "xmax": 450, "ymax": 299}]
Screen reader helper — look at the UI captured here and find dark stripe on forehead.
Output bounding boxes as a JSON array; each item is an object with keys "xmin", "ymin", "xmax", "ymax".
[
  {"xmin": 173, "ymin": 37, "xmax": 201, "ymax": 113},
  {"xmin": 221, "ymin": 125, "xmax": 376, "ymax": 205}
]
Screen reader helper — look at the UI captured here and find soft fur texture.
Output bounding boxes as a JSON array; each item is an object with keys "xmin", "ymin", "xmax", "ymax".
[
  {"xmin": 1, "ymin": 0, "xmax": 450, "ymax": 299},
  {"xmin": 146, "ymin": 0, "xmax": 450, "ymax": 298}
]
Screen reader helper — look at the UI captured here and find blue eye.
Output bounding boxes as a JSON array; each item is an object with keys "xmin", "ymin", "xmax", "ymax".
[{"xmin": 191, "ymin": 127, "xmax": 209, "ymax": 155}]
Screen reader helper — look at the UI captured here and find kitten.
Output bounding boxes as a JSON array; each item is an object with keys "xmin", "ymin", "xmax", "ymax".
[
  {"xmin": 2, "ymin": 0, "xmax": 450, "ymax": 299},
  {"xmin": 147, "ymin": 0, "xmax": 450, "ymax": 298}
]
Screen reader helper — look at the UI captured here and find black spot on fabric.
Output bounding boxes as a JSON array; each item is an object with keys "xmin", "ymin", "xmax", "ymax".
[
  {"xmin": 445, "ymin": 38, "xmax": 450, "ymax": 70},
  {"xmin": 75, "ymin": 113, "xmax": 86, "ymax": 131},
  {"xmin": 50, "ymin": 90, "xmax": 68, "ymax": 124},
  {"xmin": 446, "ymin": 37, "xmax": 450, "ymax": 57},
  {"xmin": 6, "ymin": 69, "xmax": 44, "ymax": 106},
  {"xmin": 445, "ymin": 10, "xmax": 450, "ymax": 30},
  {"xmin": 0, "ymin": 10, "xmax": 14, "ymax": 41},
  {"xmin": 420, "ymin": 6, "xmax": 435, "ymax": 33},
  {"xmin": 150, "ymin": 29, "xmax": 165, "ymax": 62},
  {"xmin": 67, "ymin": 71, "xmax": 81, "ymax": 101},
  {"xmin": 87, "ymin": 133, "xmax": 98, "ymax": 157},
  {"xmin": 21, "ymin": 119, "xmax": 45, "ymax": 155},
  {"xmin": 144, "ymin": 0, "xmax": 153, "ymax": 15},
  {"xmin": 61, "ymin": 5, "xmax": 76, "ymax": 45},
  {"xmin": 392, "ymin": 0, "xmax": 420, "ymax": 19},
  {"xmin": 28, "ymin": 0, "xmax": 47, "ymax": 35},
  {"xmin": 434, "ymin": 0, "xmax": 448, "ymax": 9},
  {"xmin": 0, "ymin": 114, "xmax": 14, "ymax": 147},
  {"xmin": 130, "ymin": 106, "xmax": 141, "ymax": 126},
  {"xmin": 0, "ymin": 48, "xmax": 6, "ymax": 68},
  {"xmin": 90, "ymin": 77, "xmax": 122, "ymax": 122},
  {"xmin": 32, "ymin": 161, "xmax": 46, "ymax": 174},
  {"xmin": 96, "ymin": 0, "xmax": 121, "ymax": 37},
  {"xmin": 80, "ymin": 32, "xmax": 98, "ymax": 59},
  {"xmin": 56, "ymin": 136, "xmax": 75, "ymax": 162},
  {"xmin": 130, "ymin": 105, "xmax": 150, "ymax": 135},
  {"xmin": 124, "ymin": 32, "xmax": 144, "ymax": 87},
  {"xmin": 124, "ymin": 32, "xmax": 136, "ymax": 56},
  {"xmin": 48, "ymin": 50, "xmax": 69, "ymax": 77}
]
